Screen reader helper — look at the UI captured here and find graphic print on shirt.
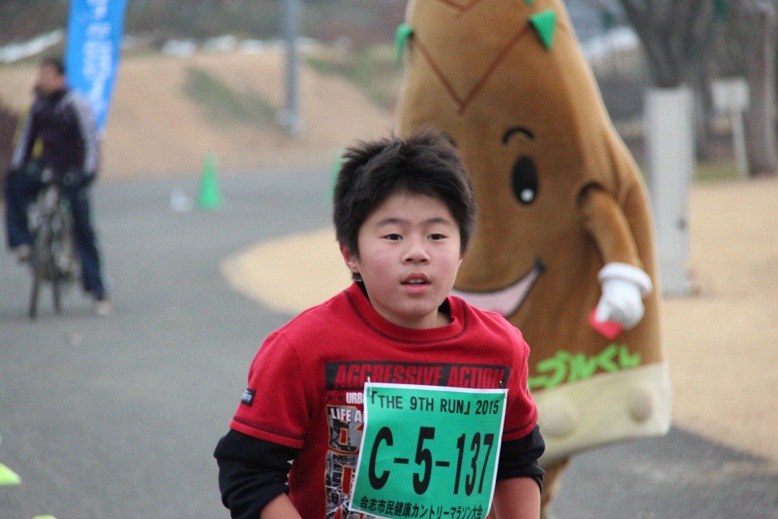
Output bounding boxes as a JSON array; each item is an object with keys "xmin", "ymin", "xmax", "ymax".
[
  {"xmin": 323, "ymin": 361, "xmax": 511, "ymax": 518},
  {"xmin": 326, "ymin": 403, "xmax": 364, "ymax": 517}
]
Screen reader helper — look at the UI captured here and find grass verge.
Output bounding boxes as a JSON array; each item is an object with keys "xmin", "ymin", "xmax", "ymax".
[
  {"xmin": 183, "ymin": 67, "xmax": 276, "ymax": 126},
  {"xmin": 305, "ymin": 44, "xmax": 401, "ymax": 110}
]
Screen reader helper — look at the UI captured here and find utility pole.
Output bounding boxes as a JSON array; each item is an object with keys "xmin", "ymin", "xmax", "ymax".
[{"xmin": 280, "ymin": 0, "xmax": 302, "ymax": 137}]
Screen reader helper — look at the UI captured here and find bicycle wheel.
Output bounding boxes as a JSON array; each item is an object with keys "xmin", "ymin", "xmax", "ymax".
[
  {"xmin": 28, "ymin": 222, "xmax": 52, "ymax": 319},
  {"xmin": 51, "ymin": 206, "xmax": 76, "ymax": 314},
  {"xmin": 51, "ymin": 243, "xmax": 62, "ymax": 314}
]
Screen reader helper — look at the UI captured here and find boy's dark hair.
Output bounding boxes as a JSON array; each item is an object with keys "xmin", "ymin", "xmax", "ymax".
[
  {"xmin": 333, "ymin": 129, "xmax": 476, "ymax": 258},
  {"xmin": 41, "ymin": 55, "xmax": 66, "ymax": 76}
]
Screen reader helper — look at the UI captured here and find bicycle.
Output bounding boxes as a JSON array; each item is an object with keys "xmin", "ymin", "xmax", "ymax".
[{"xmin": 27, "ymin": 167, "xmax": 79, "ymax": 319}]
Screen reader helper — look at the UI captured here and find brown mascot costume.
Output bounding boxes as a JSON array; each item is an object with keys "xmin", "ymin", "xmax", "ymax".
[{"xmin": 395, "ymin": 0, "xmax": 672, "ymax": 516}]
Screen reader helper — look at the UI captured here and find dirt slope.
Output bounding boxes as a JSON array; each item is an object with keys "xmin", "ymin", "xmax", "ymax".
[{"xmin": 0, "ymin": 49, "xmax": 396, "ymax": 178}]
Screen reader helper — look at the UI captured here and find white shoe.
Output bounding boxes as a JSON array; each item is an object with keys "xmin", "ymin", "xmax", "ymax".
[{"xmin": 93, "ymin": 298, "xmax": 113, "ymax": 316}]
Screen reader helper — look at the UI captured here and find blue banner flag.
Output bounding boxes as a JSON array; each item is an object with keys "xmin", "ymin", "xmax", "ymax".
[{"xmin": 65, "ymin": 0, "xmax": 127, "ymax": 134}]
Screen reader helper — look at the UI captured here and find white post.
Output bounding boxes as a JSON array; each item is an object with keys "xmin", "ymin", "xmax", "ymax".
[
  {"xmin": 712, "ymin": 78, "xmax": 750, "ymax": 179},
  {"xmin": 644, "ymin": 87, "xmax": 694, "ymax": 296},
  {"xmin": 280, "ymin": 0, "xmax": 302, "ymax": 137},
  {"xmin": 731, "ymin": 110, "xmax": 748, "ymax": 179}
]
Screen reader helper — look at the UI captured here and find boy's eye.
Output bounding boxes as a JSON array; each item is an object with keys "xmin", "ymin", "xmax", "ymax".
[
  {"xmin": 384, "ymin": 233, "xmax": 402, "ymax": 241},
  {"xmin": 429, "ymin": 233, "xmax": 446, "ymax": 240}
]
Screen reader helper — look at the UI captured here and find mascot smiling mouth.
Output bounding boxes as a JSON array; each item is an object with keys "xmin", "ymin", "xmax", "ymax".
[{"xmin": 451, "ymin": 259, "xmax": 545, "ymax": 318}]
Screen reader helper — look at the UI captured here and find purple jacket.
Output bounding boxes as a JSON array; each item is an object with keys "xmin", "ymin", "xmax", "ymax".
[{"xmin": 12, "ymin": 86, "xmax": 100, "ymax": 177}]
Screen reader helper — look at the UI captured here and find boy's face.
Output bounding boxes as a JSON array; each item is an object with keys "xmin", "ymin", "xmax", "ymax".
[{"xmin": 340, "ymin": 191, "xmax": 463, "ymax": 330}]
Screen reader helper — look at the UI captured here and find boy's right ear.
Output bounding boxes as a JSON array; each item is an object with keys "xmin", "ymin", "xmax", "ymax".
[{"xmin": 339, "ymin": 242, "xmax": 359, "ymax": 276}]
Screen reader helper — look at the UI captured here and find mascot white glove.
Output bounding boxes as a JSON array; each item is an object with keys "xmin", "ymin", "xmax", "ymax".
[{"xmin": 594, "ymin": 262, "xmax": 653, "ymax": 330}]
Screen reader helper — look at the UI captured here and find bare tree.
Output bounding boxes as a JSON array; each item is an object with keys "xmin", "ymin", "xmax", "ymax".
[
  {"xmin": 617, "ymin": 0, "xmax": 720, "ymax": 157},
  {"xmin": 736, "ymin": 0, "xmax": 777, "ymax": 176},
  {"xmin": 606, "ymin": 0, "xmax": 776, "ymax": 173}
]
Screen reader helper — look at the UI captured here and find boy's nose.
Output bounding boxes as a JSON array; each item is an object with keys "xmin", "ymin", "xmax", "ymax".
[{"xmin": 403, "ymin": 237, "xmax": 430, "ymax": 263}]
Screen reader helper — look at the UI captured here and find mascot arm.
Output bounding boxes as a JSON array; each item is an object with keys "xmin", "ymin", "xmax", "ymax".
[{"xmin": 578, "ymin": 184, "xmax": 653, "ymax": 329}]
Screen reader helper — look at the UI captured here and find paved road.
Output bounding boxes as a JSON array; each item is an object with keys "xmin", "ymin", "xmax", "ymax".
[{"xmin": 1, "ymin": 169, "xmax": 776, "ymax": 519}]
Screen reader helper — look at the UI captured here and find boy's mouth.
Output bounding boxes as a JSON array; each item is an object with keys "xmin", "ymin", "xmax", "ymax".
[{"xmin": 402, "ymin": 274, "xmax": 431, "ymax": 286}]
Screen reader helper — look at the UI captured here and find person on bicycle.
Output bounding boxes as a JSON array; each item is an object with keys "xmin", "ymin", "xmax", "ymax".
[{"xmin": 4, "ymin": 55, "xmax": 111, "ymax": 315}]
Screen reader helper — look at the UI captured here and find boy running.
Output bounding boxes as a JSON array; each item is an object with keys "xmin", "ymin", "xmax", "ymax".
[{"xmin": 215, "ymin": 130, "xmax": 545, "ymax": 518}]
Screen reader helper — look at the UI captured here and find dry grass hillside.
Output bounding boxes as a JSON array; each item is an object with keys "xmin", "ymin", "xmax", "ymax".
[{"xmin": 0, "ymin": 48, "xmax": 397, "ymax": 179}]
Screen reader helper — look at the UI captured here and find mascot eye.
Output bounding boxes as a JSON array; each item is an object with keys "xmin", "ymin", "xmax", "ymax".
[{"xmin": 511, "ymin": 155, "xmax": 538, "ymax": 205}]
